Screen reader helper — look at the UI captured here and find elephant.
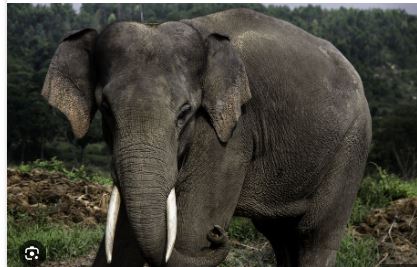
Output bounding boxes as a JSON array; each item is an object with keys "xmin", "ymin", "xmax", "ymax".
[{"xmin": 41, "ymin": 8, "xmax": 372, "ymax": 267}]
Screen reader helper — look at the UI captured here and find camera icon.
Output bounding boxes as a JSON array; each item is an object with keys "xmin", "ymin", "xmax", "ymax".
[
  {"xmin": 24, "ymin": 245, "xmax": 39, "ymax": 260},
  {"xmin": 19, "ymin": 240, "xmax": 45, "ymax": 266}
]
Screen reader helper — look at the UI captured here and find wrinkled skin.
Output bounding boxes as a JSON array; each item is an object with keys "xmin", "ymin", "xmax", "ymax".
[{"xmin": 42, "ymin": 9, "xmax": 371, "ymax": 267}]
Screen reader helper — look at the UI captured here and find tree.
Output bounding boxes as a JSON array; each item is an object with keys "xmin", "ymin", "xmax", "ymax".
[{"xmin": 371, "ymin": 104, "xmax": 417, "ymax": 179}]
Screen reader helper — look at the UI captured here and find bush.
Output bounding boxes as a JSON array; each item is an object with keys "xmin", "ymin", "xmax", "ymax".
[
  {"xmin": 359, "ymin": 166, "xmax": 417, "ymax": 206},
  {"xmin": 17, "ymin": 157, "xmax": 65, "ymax": 173}
]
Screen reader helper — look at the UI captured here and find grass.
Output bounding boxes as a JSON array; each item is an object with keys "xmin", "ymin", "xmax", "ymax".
[
  {"xmin": 15, "ymin": 157, "xmax": 112, "ymax": 185},
  {"xmin": 224, "ymin": 165, "xmax": 417, "ymax": 266},
  {"xmin": 228, "ymin": 217, "xmax": 259, "ymax": 242},
  {"xmin": 223, "ymin": 217, "xmax": 274, "ymax": 267},
  {"xmin": 8, "ymin": 158, "xmax": 109, "ymax": 266},
  {"xmin": 7, "ymin": 160, "xmax": 417, "ymax": 265},
  {"xmin": 224, "ymin": 218, "xmax": 380, "ymax": 266},
  {"xmin": 336, "ymin": 228, "xmax": 379, "ymax": 267},
  {"xmin": 350, "ymin": 165, "xmax": 417, "ymax": 225},
  {"xmin": 7, "ymin": 212, "xmax": 103, "ymax": 267}
]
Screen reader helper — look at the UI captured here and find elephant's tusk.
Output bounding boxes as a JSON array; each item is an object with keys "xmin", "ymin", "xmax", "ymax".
[
  {"xmin": 166, "ymin": 188, "xmax": 177, "ymax": 262},
  {"xmin": 106, "ymin": 186, "xmax": 121, "ymax": 264}
]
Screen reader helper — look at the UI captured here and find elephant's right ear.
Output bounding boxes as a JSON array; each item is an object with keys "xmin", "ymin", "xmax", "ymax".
[
  {"xmin": 202, "ymin": 33, "xmax": 251, "ymax": 143},
  {"xmin": 42, "ymin": 28, "xmax": 98, "ymax": 139}
]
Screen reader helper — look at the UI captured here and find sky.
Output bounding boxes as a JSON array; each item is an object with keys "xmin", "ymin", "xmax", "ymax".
[{"xmin": 70, "ymin": 3, "xmax": 417, "ymax": 15}]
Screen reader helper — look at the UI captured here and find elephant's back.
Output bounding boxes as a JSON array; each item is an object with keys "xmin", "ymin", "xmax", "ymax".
[
  {"xmin": 186, "ymin": 8, "xmax": 366, "ymax": 122},
  {"xmin": 187, "ymin": 9, "xmax": 370, "ymax": 208}
]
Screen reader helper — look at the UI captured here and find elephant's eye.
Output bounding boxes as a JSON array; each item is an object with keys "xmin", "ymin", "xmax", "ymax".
[{"xmin": 177, "ymin": 103, "xmax": 192, "ymax": 128}]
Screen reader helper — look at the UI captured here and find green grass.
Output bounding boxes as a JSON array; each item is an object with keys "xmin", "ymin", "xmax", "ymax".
[
  {"xmin": 336, "ymin": 229, "xmax": 379, "ymax": 267},
  {"xmin": 7, "ymin": 213, "xmax": 103, "ymax": 267},
  {"xmin": 350, "ymin": 166, "xmax": 417, "ymax": 224},
  {"xmin": 15, "ymin": 157, "xmax": 112, "ymax": 185},
  {"xmin": 228, "ymin": 217, "xmax": 259, "ymax": 242},
  {"xmin": 8, "ymin": 158, "xmax": 109, "ymax": 266},
  {"xmin": 8, "ymin": 161, "xmax": 416, "ymax": 265},
  {"xmin": 340, "ymin": 167, "xmax": 416, "ymax": 265},
  {"xmin": 359, "ymin": 166, "xmax": 417, "ymax": 206}
]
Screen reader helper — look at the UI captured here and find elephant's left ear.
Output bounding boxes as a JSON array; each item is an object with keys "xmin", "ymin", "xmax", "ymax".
[
  {"xmin": 41, "ymin": 28, "xmax": 97, "ymax": 139},
  {"xmin": 202, "ymin": 33, "xmax": 251, "ymax": 143}
]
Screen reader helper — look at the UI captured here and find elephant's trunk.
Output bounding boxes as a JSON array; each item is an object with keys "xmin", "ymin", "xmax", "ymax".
[
  {"xmin": 105, "ymin": 187, "xmax": 177, "ymax": 264},
  {"xmin": 112, "ymin": 131, "xmax": 177, "ymax": 266}
]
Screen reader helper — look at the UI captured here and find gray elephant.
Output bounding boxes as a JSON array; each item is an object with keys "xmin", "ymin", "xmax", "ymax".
[{"xmin": 41, "ymin": 8, "xmax": 372, "ymax": 267}]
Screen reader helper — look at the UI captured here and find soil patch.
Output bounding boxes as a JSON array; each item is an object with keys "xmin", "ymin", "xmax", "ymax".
[
  {"xmin": 8, "ymin": 168, "xmax": 111, "ymax": 226},
  {"xmin": 357, "ymin": 197, "xmax": 417, "ymax": 264},
  {"xmin": 8, "ymin": 168, "xmax": 417, "ymax": 265}
]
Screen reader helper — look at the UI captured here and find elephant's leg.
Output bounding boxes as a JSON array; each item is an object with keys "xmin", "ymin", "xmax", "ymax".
[
  {"xmin": 92, "ymin": 202, "xmax": 145, "ymax": 267},
  {"xmin": 252, "ymin": 218, "xmax": 300, "ymax": 267},
  {"xmin": 296, "ymin": 118, "xmax": 371, "ymax": 267}
]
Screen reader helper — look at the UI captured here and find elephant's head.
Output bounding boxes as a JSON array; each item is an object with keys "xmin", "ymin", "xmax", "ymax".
[{"xmin": 42, "ymin": 21, "xmax": 251, "ymax": 266}]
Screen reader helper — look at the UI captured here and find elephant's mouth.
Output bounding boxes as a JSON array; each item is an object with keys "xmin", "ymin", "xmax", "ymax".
[{"xmin": 105, "ymin": 186, "xmax": 177, "ymax": 264}]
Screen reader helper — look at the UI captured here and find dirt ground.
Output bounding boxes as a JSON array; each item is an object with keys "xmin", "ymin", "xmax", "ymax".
[
  {"xmin": 356, "ymin": 197, "xmax": 417, "ymax": 265},
  {"xmin": 40, "ymin": 250, "xmax": 97, "ymax": 267},
  {"xmin": 8, "ymin": 168, "xmax": 111, "ymax": 226},
  {"xmin": 8, "ymin": 168, "xmax": 417, "ymax": 266}
]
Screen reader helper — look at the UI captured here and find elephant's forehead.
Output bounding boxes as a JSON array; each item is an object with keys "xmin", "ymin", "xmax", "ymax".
[
  {"xmin": 97, "ymin": 22, "xmax": 166, "ymax": 61},
  {"xmin": 96, "ymin": 22, "xmax": 203, "ymax": 66}
]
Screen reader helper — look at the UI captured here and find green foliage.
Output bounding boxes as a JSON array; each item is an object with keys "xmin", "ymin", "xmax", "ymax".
[
  {"xmin": 350, "ymin": 165, "xmax": 417, "ymax": 224},
  {"xmin": 228, "ymin": 217, "xmax": 259, "ymax": 242},
  {"xmin": 7, "ymin": 4, "xmax": 77, "ymax": 163},
  {"xmin": 7, "ymin": 212, "xmax": 103, "ymax": 267},
  {"xmin": 17, "ymin": 157, "xmax": 112, "ymax": 185},
  {"xmin": 370, "ymin": 104, "xmax": 417, "ymax": 178},
  {"xmin": 17, "ymin": 156, "xmax": 66, "ymax": 172},
  {"xmin": 349, "ymin": 198, "xmax": 371, "ymax": 226},
  {"xmin": 359, "ymin": 166, "xmax": 417, "ymax": 206},
  {"xmin": 336, "ymin": 228, "xmax": 379, "ymax": 267}
]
